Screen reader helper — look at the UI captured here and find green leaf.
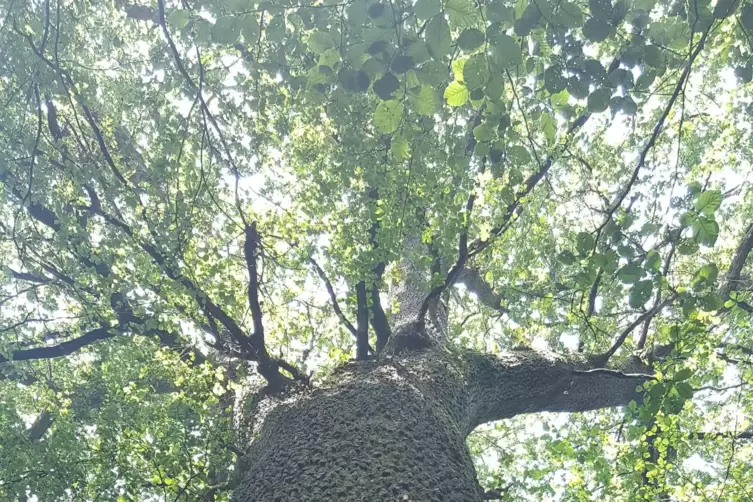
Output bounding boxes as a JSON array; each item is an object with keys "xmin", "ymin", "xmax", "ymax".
[
  {"xmin": 691, "ymin": 263, "xmax": 719, "ymax": 291},
  {"xmin": 373, "ymin": 100, "xmax": 403, "ymax": 134},
  {"xmin": 677, "ymin": 239, "xmax": 699, "ymax": 255},
  {"xmin": 446, "ymin": 0, "xmax": 479, "ymax": 27},
  {"xmin": 409, "ymin": 86, "xmax": 439, "ymax": 115},
  {"xmin": 338, "ymin": 69, "xmax": 371, "ymax": 92},
  {"xmin": 618, "ymin": 262, "xmax": 644, "ymax": 284},
  {"xmin": 541, "ymin": 113, "xmax": 556, "ymax": 144},
  {"xmin": 680, "ymin": 211, "xmax": 696, "ymax": 227},
  {"xmin": 713, "ymin": 0, "xmax": 737, "ymax": 19},
  {"xmin": 373, "ymin": 73, "xmax": 400, "ymax": 100},
  {"xmin": 485, "ymin": 73, "xmax": 505, "ymax": 101},
  {"xmin": 444, "ymin": 81, "xmax": 470, "ymax": 107},
  {"xmin": 211, "ymin": 17, "xmax": 241, "ymax": 45},
  {"xmin": 544, "ymin": 65, "xmax": 567, "ymax": 94},
  {"xmin": 587, "ymin": 87, "xmax": 612, "ymax": 113},
  {"xmin": 589, "ymin": 0, "xmax": 613, "ymax": 20},
  {"xmin": 425, "ymin": 15, "xmax": 452, "ymax": 60},
  {"xmin": 458, "ymin": 28, "xmax": 485, "ymax": 51},
  {"xmin": 417, "ymin": 60, "xmax": 450, "ymax": 85},
  {"xmin": 242, "ymin": 22, "xmax": 260, "ymax": 46},
  {"xmin": 644, "ymin": 45, "xmax": 665, "ymax": 68},
  {"xmin": 691, "ymin": 218, "xmax": 719, "ymax": 247},
  {"xmin": 473, "ymin": 123, "xmax": 495, "ymax": 142},
  {"xmin": 308, "ymin": 31, "xmax": 336, "ymax": 54},
  {"xmin": 742, "ymin": 4, "xmax": 753, "ymax": 31},
  {"xmin": 592, "ymin": 251, "xmax": 619, "ymax": 273},
  {"xmin": 558, "ymin": 2, "xmax": 584, "ymax": 28},
  {"xmin": 490, "ymin": 33, "xmax": 522, "ymax": 69},
  {"xmin": 558, "ymin": 250, "xmax": 577, "ymax": 265},
  {"xmin": 635, "ymin": 70, "xmax": 656, "ymax": 91},
  {"xmin": 488, "ymin": 3, "xmax": 514, "ymax": 23},
  {"xmin": 699, "ymin": 292, "xmax": 723, "ymax": 311},
  {"xmin": 687, "ymin": 181, "xmax": 703, "ymax": 195},
  {"xmin": 621, "ymin": 96, "xmax": 637, "ymax": 115},
  {"xmin": 390, "ymin": 136, "xmax": 411, "ymax": 160},
  {"xmin": 510, "ymin": 145, "xmax": 531, "ymax": 163},
  {"xmin": 645, "ymin": 249, "xmax": 661, "ymax": 271},
  {"xmin": 391, "ymin": 56, "xmax": 415, "ymax": 74},
  {"xmin": 463, "ymin": 54, "xmax": 490, "ymax": 90},
  {"xmin": 676, "ymin": 382, "xmax": 694, "ymax": 399},
  {"xmin": 168, "ymin": 9, "xmax": 190, "ymax": 29},
  {"xmin": 695, "ymin": 190, "xmax": 723, "ymax": 215},
  {"xmin": 583, "ymin": 18, "xmax": 611, "ymax": 42},
  {"xmin": 675, "ymin": 368, "xmax": 693, "ymax": 381},
  {"xmin": 414, "ymin": 0, "xmax": 442, "ymax": 20},
  {"xmin": 608, "ymin": 68, "xmax": 634, "ymax": 89},
  {"xmin": 550, "ymin": 89, "xmax": 569, "ymax": 107},
  {"xmin": 576, "ymin": 232, "xmax": 595, "ymax": 255},
  {"xmin": 629, "ymin": 280, "xmax": 653, "ymax": 308}
]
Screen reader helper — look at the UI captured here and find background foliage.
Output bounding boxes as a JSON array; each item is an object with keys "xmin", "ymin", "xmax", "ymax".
[{"xmin": 1, "ymin": 0, "xmax": 753, "ymax": 499}]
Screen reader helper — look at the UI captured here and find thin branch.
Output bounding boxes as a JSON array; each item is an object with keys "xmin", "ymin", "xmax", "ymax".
[
  {"xmin": 417, "ymin": 181, "xmax": 476, "ymax": 324},
  {"xmin": 572, "ymin": 368, "xmax": 656, "ymax": 380},
  {"xmin": 596, "ymin": 295, "xmax": 676, "ymax": 366},
  {"xmin": 586, "ymin": 268, "xmax": 603, "ymax": 319},
  {"xmin": 594, "ymin": 26, "xmax": 712, "ymax": 243},
  {"xmin": 467, "ymin": 112, "xmax": 591, "ymax": 258},
  {"xmin": 309, "ymin": 257, "xmax": 357, "ymax": 337},
  {"xmin": 690, "ymin": 431, "xmax": 752, "ymax": 440}
]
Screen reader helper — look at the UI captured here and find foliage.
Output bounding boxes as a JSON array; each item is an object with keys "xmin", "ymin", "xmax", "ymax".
[{"xmin": 0, "ymin": 0, "xmax": 753, "ymax": 499}]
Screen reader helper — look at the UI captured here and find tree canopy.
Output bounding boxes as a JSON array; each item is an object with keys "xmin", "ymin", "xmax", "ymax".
[{"xmin": 1, "ymin": 0, "xmax": 753, "ymax": 499}]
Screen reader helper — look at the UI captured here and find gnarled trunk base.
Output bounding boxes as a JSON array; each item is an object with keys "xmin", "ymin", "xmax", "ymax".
[{"xmin": 232, "ymin": 357, "xmax": 483, "ymax": 502}]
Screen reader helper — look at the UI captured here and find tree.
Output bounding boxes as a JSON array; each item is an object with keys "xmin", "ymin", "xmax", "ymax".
[{"xmin": 1, "ymin": 0, "xmax": 753, "ymax": 499}]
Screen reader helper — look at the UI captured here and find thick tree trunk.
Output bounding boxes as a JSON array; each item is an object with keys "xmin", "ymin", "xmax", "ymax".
[{"xmin": 231, "ymin": 346, "xmax": 651, "ymax": 501}]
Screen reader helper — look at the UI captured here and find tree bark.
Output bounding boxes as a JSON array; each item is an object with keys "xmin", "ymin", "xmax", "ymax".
[{"xmin": 232, "ymin": 346, "xmax": 652, "ymax": 501}]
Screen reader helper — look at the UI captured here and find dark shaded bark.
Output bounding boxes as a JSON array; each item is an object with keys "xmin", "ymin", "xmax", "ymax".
[{"xmin": 232, "ymin": 345, "xmax": 652, "ymax": 501}]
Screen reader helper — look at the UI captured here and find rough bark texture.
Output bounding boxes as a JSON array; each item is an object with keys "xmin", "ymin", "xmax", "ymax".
[{"xmin": 232, "ymin": 346, "xmax": 652, "ymax": 501}]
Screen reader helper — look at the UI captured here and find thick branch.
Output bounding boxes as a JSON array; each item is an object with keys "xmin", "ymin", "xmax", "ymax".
[
  {"xmin": 367, "ymin": 188, "xmax": 391, "ymax": 351},
  {"xmin": 0, "ymin": 325, "xmax": 114, "ymax": 363},
  {"xmin": 242, "ymin": 223, "xmax": 270, "ymax": 361},
  {"xmin": 456, "ymin": 267, "xmax": 507, "ymax": 313},
  {"xmin": 464, "ymin": 348, "xmax": 655, "ymax": 430},
  {"xmin": 719, "ymin": 222, "xmax": 753, "ymax": 302},
  {"xmin": 355, "ymin": 281, "xmax": 369, "ymax": 360}
]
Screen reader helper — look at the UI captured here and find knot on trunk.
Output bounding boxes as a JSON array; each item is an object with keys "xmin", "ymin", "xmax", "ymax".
[{"xmin": 381, "ymin": 321, "xmax": 435, "ymax": 355}]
